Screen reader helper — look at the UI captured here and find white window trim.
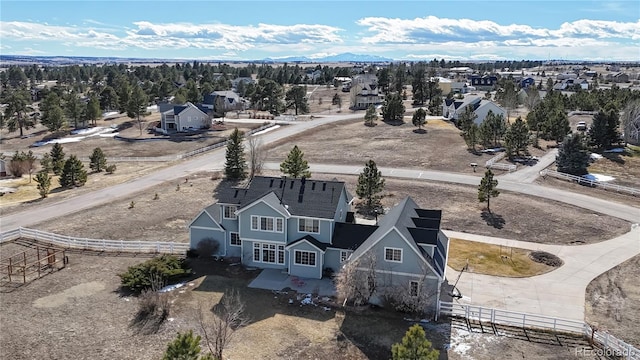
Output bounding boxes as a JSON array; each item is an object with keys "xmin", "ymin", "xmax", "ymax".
[
  {"xmin": 253, "ymin": 242, "xmax": 285, "ymax": 265},
  {"xmin": 340, "ymin": 250, "xmax": 352, "ymax": 263},
  {"xmin": 410, "ymin": 281, "xmax": 419, "ymax": 297},
  {"xmin": 384, "ymin": 247, "xmax": 403, "ymax": 263},
  {"xmin": 250, "ymin": 215, "xmax": 284, "ymax": 233},
  {"xmin": 229, "ymin": 232, "xmax": 241, "ymax": 246},
  {"xmin": 223, "ymin": 205, "xmax": 237, "ymax": 219},
  {"xmin": 298, "ymin": 218, "xmax": 320, "ymax": 234},
  {"xmin": 293, "ymin": 250, "xmax": 317, "ymax": 267}
]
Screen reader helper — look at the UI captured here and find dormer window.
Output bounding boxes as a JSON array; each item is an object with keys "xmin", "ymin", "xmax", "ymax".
[{"xmin": 223, "ymin": 205, "xmax": 237, "ymax": 219}]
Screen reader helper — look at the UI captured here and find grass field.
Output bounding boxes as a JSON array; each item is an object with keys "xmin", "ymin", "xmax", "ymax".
[{"xmin": 447, "ymin": 239, "xmax": 557, "ymax": 277}]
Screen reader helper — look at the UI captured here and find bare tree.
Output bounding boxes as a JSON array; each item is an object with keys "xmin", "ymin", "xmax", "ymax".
[
  {"xmin": 198, "ymin": 289, "xmax": 250, "ymax": 360},
  {"xmin": 247, "ymin": 135, "xmax": 267, "ymax": 179},
  {"xmin": 335, "ymin": 253, "xmax": 377, "ymax": 306},
  {"xmin": 622, "ymin": 100, "xmax": 640, "ymax": 146},
  {"xmin": 131, "ymin": 273, "xmax": 170, "ymax": 335},
  {"xmin": 380, "ymin": 263, "xmax": 438, "ymax": 316}
]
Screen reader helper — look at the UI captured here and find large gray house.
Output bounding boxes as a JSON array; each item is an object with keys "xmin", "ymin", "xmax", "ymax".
[{"xmin": 189, "ymin": 176, "xmax": 449, "ymax": 308}]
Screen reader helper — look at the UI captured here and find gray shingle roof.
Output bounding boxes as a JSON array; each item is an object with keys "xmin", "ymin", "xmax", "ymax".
[
  {"xmin": 216, "ymin": 176, "xmax": 347, "ymax": 219},
  {"xmin": 286, "ymin": 235, "xmax": 328, "ymax": 252},
  {"xmin": 331, "ymin": 223, "xmax": 378, "ymax": 250}
]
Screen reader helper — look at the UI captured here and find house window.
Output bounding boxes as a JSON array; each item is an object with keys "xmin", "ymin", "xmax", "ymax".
[
  {"xmin": 250, "ymin": 216, "xmax": 283, "ymax": 233},
  {"xmin": 253, "ymin": 242, "xmax": 285, "ymax": 264},
  {"xmin": 410, "ymin": 281, "xmax": 419, "ymax": 297},
  {"xmin": 340, "ymin": 250, "xmax": 352, "ymax": 263},
  {"xmin": 223, "ymin": 206, "xmax": 237, "ymax": 219},
  {"xmin": 294, "ymin": 250, "xmax": 316, "ymax": 266},
  {"xmin": 384, "ymin": 247, "xmax": 402, "ymax": 263},
  {"xmin": 298, "ymin": 218, "xmax": 319, "ymax": 233},
  {"xmin": 230, "ymin": 232, "xmax": 241, "ymax": 246}
]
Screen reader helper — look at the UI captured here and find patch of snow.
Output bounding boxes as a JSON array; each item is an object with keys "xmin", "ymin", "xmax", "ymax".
[
  {"xmin": 99, "ymin": 132, "xmax": 119, "ymax": 137},
  {"xmin": 300, "ymin": 294, "xmax": 315, "ymax": 305},
  {"xmin": 582, "ymin": 173, "xmax": 616, "ymax": 182},
  {"xmin": 102, "ymin": 111, "xmax": 119, "ymax": 118},
  {"xmin": 251, "ymin": 125, "xmax": 279, "ymax": 136},
  {"xmin": 603, "ymin": 148, "xmax": 625, "ymax": 153},
  {"xmin": 147, "ymin": 105, "xmax": 158, "ymax": 112},
  {"xmin": 71, "ymin": 127, "xmax": 106, "ymax": 135},
  {"xmin": 158, "ymin": 282, "xmax": 186, "ymax": 293},
  {"xmin": 0, "ymin": 187, "xmax": 17, "ymax": 194},
  {"xmin": 590, "ymin": 153, "xmax": 603, "ymax": 160}
]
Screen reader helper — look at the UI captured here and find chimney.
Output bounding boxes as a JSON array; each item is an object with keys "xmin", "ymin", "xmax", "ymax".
[
  {"xmin": 280, "ymin": 176, "xmax": 286, "ymax": 204},
  {"xmin": 298, "ymin": 177, "xmax": 306, "ymax": 203}
]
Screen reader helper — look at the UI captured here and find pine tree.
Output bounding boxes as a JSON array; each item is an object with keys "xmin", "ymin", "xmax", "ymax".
[
  {"xmin": 224, "ymin": 128, "xmax": 247, "ymax": 180},
  {"xmin": 478, "ymin": 169, "xmax": 499, "ymax": 213},
  {"xmin": 356, "ymin": 160, "xmax": 385, "ymax": 211},
  {"xmin": 126, "ymin": 84, "xmax": 149, "ymax": 136},
  {"xmin": 458, "ymin": 107, "xmax": 478, "ymax": 150},
  {"xmin": 50, "ymin": 143, "xmax": 65, "ymax": 176},
  {"xmin": 588, "ymin": 109, "xmax": 620, "ymax": 150},
  {"xmin": 382, "ymin": 93, "xmax": 405, "ymax": 122},
  {"xmin": 85, "ymin": 94, "xmax": 102, "ymax": 126},
  {"xmin": 280, "ymin": 145, "xmax": 311, "ymax": 178},
  {"xmin": 391, "ymin": 324, "xmax": 439, "ymax": 360},
  {"xmin": 40, "ymin": 153, "xmax": 53, "ymax": 174},
  {"xmin": 162, "ymin": 330, "xmax": 213, "ymax": 360},
  {"xmin": 89, "ymin": 147, "xmax": 107, "ymax": 172},
  {"xmin": 364, "ymin": 105, "xmax": 378, "ymax": 126},
  {"xmin": 35, "ymin": 172, "xmax": 52, "ymax": 198},
  {"xmin": 504, "ymin": 117, "xmax": 530, "ymax": 157},
  {"xmin": 556, "ymin": 133, "xmax": 590, "ymax": 175},
  {"xmin": 412, "ymin": 108, "xmax": 427, "ymax": 131},
  {"xmin": 59, "ymin": 155, "xmax": 87, "ymax": 188}
]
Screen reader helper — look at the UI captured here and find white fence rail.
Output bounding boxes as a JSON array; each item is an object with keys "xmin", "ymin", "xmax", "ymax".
[
  {"xmin": 439, "ymin": 301, "xmax": 640, "ymax": 359},
  {"xmin": 485, "ymin": 152, "xmax": 517, "ymax": 172},
  {"xmin": 540, "ymin": 169, "xmax": 640, "ymax": 196},
  {"xmin": 0, "ymin": 228, "xmax": 188, "ymax": 255}
]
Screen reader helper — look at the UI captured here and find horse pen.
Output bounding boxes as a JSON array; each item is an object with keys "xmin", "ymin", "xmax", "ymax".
[{"xmin": 0, "ymin": 244, "xmax": 67, "ymax": 289}]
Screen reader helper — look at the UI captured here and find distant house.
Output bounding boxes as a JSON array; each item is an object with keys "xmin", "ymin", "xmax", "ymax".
[
  {"xmin": 470, "ymin": 75, "xmax": 498, "ymax": 90},
  {"xmin": 553, "ymin": 79, "xmax": 589, "ymax": 91},
  {"xmin": 305, "ymin": 70, "xmax": 323, "ymax": 82},
  {"xmin": 520, "ymin": 77, "xmax": 535, "ymax": 89},
  {"xmin": 612, "ymin": 73, "xmax": 629, "ymax": 83},
  {"xmin": 203, "ymin": 91, "xmax": 246, "ymax": 116},
  {"xmin": 442, "ymin": 96, "xmax": 506, "ymax": 124},
  {"xmin": 350, "ymin": 74, "xmax": 384, "ymax": 110},
  {"xmin": 189, "ymin": 176, "xmax": 449, "ymax": 314},
  {"xmin": 159, "ymin": 102, "xmax": 210, "ymax": 134},
  {"xmin": 556, "ymin": 73, "xmax": 578, "ymax": 81},
  {"xmin": 231, "ymin": 77, "xmax": 255, "ymax": 90}
]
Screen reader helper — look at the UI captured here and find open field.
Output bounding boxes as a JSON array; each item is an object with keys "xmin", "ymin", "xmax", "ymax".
[
  {"xmin": 447, "ymin": 239, "xmax": 557, "ymax": 277},
  {"xmin": 535, "ymin": 176, "xmax": 640, "ymax": 208},
  {"xmin": 33, "ymin": 172, "xmax": 630, "ymax": 245},
  {"xmin": 586, "ymin": 145, "xmax": 640, "ymax": 188},
  {"xmin": 585, "ymin": 254, "xmax": 640, "ymax": 348},
  {"xmin": 265, "ymin": 118, "xmax": 511, "ymax": 174},
  {"xmin": 0, "ymin": 243, "xmax": 599, "ymax": 360}
]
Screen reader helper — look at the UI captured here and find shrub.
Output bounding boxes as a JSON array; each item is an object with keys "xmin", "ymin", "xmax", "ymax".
[
  {"xmin": 105, "ymin": 164, "xmax": 117, "ymax": 174},
  {"xmin": 196, "ymin": 238, "xmax": 220, "ymax": 258},
  {"xmin": 119, "ymin": 255, "xmax": 191, "ymax": 293}
]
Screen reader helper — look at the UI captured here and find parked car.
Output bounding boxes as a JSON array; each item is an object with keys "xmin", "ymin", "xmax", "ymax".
[{"xmin": 576, "ymin": 121, "xmax": 587, "ymax": 131}]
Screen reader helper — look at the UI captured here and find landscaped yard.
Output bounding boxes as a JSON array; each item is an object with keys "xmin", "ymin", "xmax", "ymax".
[{"xmin": 447, "ymin": 239, "xmax": 559, "ymax": 277}]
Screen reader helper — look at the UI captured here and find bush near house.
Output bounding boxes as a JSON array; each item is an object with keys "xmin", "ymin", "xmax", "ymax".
[{"xmin": 118, "ymin": 255, "xmax": 191, "ymax": 293}]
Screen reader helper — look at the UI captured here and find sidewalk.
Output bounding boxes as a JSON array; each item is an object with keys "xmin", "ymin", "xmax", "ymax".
[{"xmin": 446, "ymin": 226, "xmax": 640, "ymax": 321}]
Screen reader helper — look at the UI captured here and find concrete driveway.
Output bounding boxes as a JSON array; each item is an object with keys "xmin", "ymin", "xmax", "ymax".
[
  {"xmin": 248, "ymin": 268, "xmax": 336, "ymax": 297},
  {"xmin": 443, "ymin": 226, "xmax": 640, "ymax": 321}
]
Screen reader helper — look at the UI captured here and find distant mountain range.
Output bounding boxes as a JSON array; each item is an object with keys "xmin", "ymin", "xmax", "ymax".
[{"xmin": 0, "ymin": 53, "xmax": 394, "ymax": 65}]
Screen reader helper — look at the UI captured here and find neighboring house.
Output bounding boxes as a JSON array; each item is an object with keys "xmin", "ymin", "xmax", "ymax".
[
  {"xmin": 202, "ymin": 91, "xmax": 246, "ymax": 116},
  {"xmin": 188, "ymin": 176, "xmax": 449, "ymax": 313},
  {"xmin": 305, "ymin": 70, "xmax": 323, "ymax": 82},
  {"xmin": 612, "ymin": 73, "xmax": 630, "ymax": 83},
  {"xmin": 470, "ymin": 75, "xmax": 498, "ymax": 90},
  {"xmin": 442, "ymin": 96, "xmax": 507, "ymax": 124},
  {"xmin": 231, "ymin": 77, "xmax": 255, "ymax": 90},
  {"xmin": 350, "ymin": 74, "xmax": 384, "ymax": 110},
  {"xmin": 520, "ymin": 77, "xmax": 535, "ymax": 89},
  {"xmin": 553, "ymin": 79, "xmax": 589, "ymax": 91},
  {"xmin": 159, "ymin": 102, "xmax": 210, "ymax": 134},
  {"xmin": 556, "ymin": 73, "xmax": 578, "ymax": 81}
]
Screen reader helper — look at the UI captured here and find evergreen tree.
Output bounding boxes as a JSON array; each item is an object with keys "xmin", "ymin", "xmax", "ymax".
[
  {"xmin": 412, "ymin": 108, "xmax": 427, "ymax": 131},
  {"xmin": 391, "ymin": 324, "xmax": 439, "ymax": 360},
  {"xmin": 478, "ymin": 111, "xmax": 507, "ymax": 147},
  {"xmin": 356, "ymin": 160, "xmax": 385, "ymax": 211},
  {"xmin": 40, "ymin": 153, "xmax": 53, "ymax": 174},
  {"xmin": 545, "ymin": 108, "xmax": 571, "ymax": 143},
  {"xmin": 458, "ymin": 107, "xmax": 478, "ymax": 150},
  {"xmin": 382, "ymin": 93, "xmax": 405, "ymax": 122},
  {"xmin": 35, "ymin": 172, "xmax": 52, "ymax": 198},
  {"xmin": 364, "ymin": 104, "xmax": 378, "ymax": 126},
  {"xmin": 85, "ymin": 94, "xmax": 102, "ymax": 126},
  {"xmin": 224, "ymin": 128, "xmax": 247, "ymax": 181},
  {"xmin": 504, "ymin": 117, "xmax": 530, "ymax": 157},
  {"xmin": 127, "ymin": 84, "xmax": 149, "ymax": 136},
  {"xmin": 3, "ymin": 89, "xmax": 35, "ymax": 137},
  {"xmin": 478, "ymin": 169, "xmax": 499, "ymax": 213},
  {"xmin": 280, "ymin": 145, "xmax": 311, "ymax": 178},
  {"xmin": 556, "ymin": 133, "xmax": 590, "ymax": 175},
  {"xmin": 162, "ymin": 330, "xmax": 213, "ymax": 360},
  {"xmin": 285, "ymin": 85, "xmax": 309, "ymax": 115},
  {"xmin": 411, "ymin": 68, "xmax": 426, "ymax": 105},
  {"xmin": 40, "ymin": 92, "xmax": 66, "ymax": 132},
  {"xmin": 50, "ymin": 143, "xmax": 66, "ymax": 176},
  {"xmin": 89, "ymin": 147, "xmax": 107, "ymax": 172},
  {"xmin": 588, "ymin": 109, "xmax": 620, "ymax": 150},
  {"xmin": 65, "ymin": 91, "xmax": 84, "ymax": 128},
  {"xmin": 59, "ymin": 155, "xmax": 87, "ymax": 188}
]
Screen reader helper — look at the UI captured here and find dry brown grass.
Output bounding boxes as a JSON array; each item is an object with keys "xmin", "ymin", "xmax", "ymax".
[
  {"xmin": 586, "ymin": 146, "xmax": 640, "ymax": 188},
  {"xmin": 585, "ymin": 254, "xmax": 640, "ymax": 348},
  {"xmin": 447, "ymin": 239, "xmax": 557, "ymax": 277}
]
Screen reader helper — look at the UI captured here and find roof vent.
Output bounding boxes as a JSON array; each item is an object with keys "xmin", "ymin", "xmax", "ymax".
[
  {"xmin": 269, "ymin": 179, "xmax": 274, "ymax": 187},
  {"xmin": 322, "ymin": 183, "xmax": 326, "ymax": 191},
  {"xmin": 290, "ymin": 180, "xmax": 294, "ymax": 189},
  {"xmin": 234, "ymin": 190, "xmax": 238, "ymax": 198},
  {"xmin": 311, "ymin": 182, "xmax": 316, "ymax": 190}
]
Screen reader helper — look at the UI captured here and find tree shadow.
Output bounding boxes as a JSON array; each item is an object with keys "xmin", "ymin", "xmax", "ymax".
[
  {"xmin": 602, "ymin": 152, "xmax": 626, "ymax": 165},
  {"xmin": 481, "ymin": 210, "xmax": 505, "ymax": 229},
  {"xmin": 382, "ymin": 119, "xmax": 405, "ymax": 126},
  {"xmin": 413, "ymin": 128, "xmax": 427, "ymax": 134}
]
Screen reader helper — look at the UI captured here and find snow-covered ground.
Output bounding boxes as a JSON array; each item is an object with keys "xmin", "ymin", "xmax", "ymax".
[
  {"xmin": 583, "ymin": 173, "xmax": 615, "ymax": 182},
  {"xmin": 32, "ymin": 127, "xmax": 118, "ymax": 147},
  {"xmin": 251, "ymin": 125, "xmax": 280, "ymax": 136}
]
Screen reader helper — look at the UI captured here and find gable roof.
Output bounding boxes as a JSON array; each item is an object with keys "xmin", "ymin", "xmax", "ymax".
[
  {"xmin": 349, "ymin": 196, "xmax": 445, "ymax": 277},
  {"xmin": 216, "ymin": 176, "xmax": 348, "ymax": 219},
  {"xmin": 285, "ymin": 235, "xmax": 327, "ymax": 252},
  {"xmin": 331, "ymin": 223, "xmax": 379, "ymax": 250},
  {"xmin": 188, "ymin": 203, "xmax": 224, "ymax": 230}
]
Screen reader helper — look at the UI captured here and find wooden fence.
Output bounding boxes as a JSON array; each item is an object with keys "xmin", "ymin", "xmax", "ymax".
[
  {"xmin": 0, "ymin": 228, "xmax": 188, "ymax": 255},
  {"xmin": 485, "ymin": 152, "xmax": 517, "ymax": 172},
  {"xmin": 539, "ymin": 169, "xmax": 640, "ymax": 196},
  {"xmin": 439, "ymin": 301, "xmax": 640, "ymax": 359}
]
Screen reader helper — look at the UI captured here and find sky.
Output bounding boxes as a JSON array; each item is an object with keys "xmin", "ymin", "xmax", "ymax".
[{"xmin": 1, "ymin": 0, "xmax": 639, "ymax": 61}]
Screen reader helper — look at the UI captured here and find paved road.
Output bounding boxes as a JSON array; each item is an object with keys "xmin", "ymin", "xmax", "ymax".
[
  {"xmin": 498, "ymin": 148, "xmax": 558, "ymax": 183},
  {"xmin": 263, "ymin": 162, "xmax": 640, "ymax": 223},
  {"xmin": 0, "ymin": 113, "xmax": 363, "ymax": 231},
  {"xmin": 444, "ymin": 228, "xmax": 640, "ymax": 321}
]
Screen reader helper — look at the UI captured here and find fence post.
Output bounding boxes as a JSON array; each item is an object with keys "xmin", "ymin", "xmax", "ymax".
[
  {"xmin": 522, "ymin": 313, "xmax": 526, "ymax": 328},
  {"xmin": 553, "ymin": 318, "xmax": 557, "ymax": 332},
  {"xmin": 491, "ymin": 309, "xmax": 495, "ymax": 324}
]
